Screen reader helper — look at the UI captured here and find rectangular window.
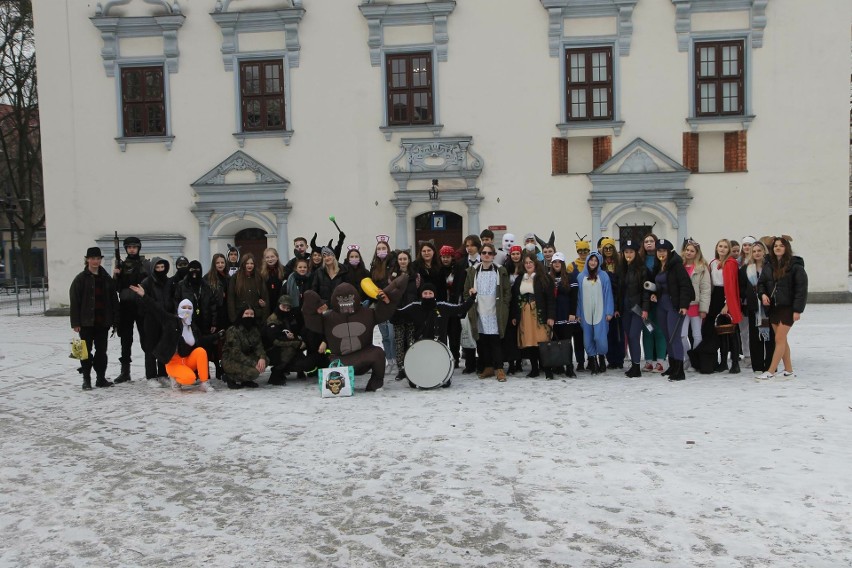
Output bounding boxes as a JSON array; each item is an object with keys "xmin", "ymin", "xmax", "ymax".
[
  {"xmin": 240, "ymin": 59, "xmax": 286, "ymax": 132},
  {"xmin": 694, "ymin": 40, "xmax": 744, "ymax": 117},
  {"xmin": 120, "ymin": 66, "xmax": 166, "ymax": 137},
  {"xmin": 565, "ymin": 47, "xmax": 613, "ymax": 121},
  {"xmin": 386, "ymin": 52, "xmax": 433, "ymax": 126}
]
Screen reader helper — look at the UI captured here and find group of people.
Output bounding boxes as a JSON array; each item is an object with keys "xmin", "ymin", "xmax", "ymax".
[{"xmin": 69, "ymin": 227, "xmax": 808, "ymax": 392}]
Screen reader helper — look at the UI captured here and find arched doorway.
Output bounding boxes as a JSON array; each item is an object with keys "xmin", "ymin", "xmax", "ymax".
[
  {"xmin": 235, "ymin": 227, "xmax": 268, "ymax": 264},
  {"xmin": 414, "ymin": 211, "xmax": 463, "ymax": 253}
]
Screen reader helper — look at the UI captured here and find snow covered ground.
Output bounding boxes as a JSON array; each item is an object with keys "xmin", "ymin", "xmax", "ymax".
[{"xmin": 1, "ymin": 306, "xmax": 850, "ymax": 567}]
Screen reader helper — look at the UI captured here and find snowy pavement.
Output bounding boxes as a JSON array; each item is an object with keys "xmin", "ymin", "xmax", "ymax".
[{"xmin": 1, "ymin": 307, "xmax": 850, "ymax": 567}]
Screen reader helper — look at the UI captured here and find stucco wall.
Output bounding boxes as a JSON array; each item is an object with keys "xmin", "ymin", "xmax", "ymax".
[{"xmin": 32, "ymin": 0, "xmax": 851, "ymax": 306}]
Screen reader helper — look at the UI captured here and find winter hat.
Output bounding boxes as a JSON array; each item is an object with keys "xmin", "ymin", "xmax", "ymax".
[
  {"xmin": 656, "ymin": 239, "xmax": 674, "ymax": 251},
  {"xmin": 575, "ymin": 239, "xmax": 590, "ymax": 251},
  {"xmin": 278, "ymin": 294, "xmax": 293, "ymax": 307},
  {"xmin": 85, "ymin": 247, "xmax": 103, "ymax": 258},
  {"xmin": 551, "ymin": 252, "xmax": 566, "ymax": 263},
  {"xmin": 321, "ymin": 246, "xmax": 334, "ymax": 257},
  {"xmin": 621, "ymin": 240, "xmax": 639, "ymax": 252},
  {"xmin": 509, "ymin": 245, "xmax": 522, "ymax": 253},
  {"xmin": 439, "ymin": 245, "xmax": 455, "ymax": 257},
  {"xmin": 741, "ymin": 236, "xmax": 757, "ymax": 245},
  {"xmin": 420, "ymin": 282, "xmax": 436, "ymax": 296},
  {"xmin": 523, "ymin": 233, "xmax": 536, "ymax": 242},
  {"xmin": 175, "ymin": 256, "xmax": 189, "ymax": 268},
  {"xmin": 599, "ymin": 237, "xmax": 616, "ymax": 250},
  {"xmin": 188, "ymin": 260, "xmax": 202, "ymax": 271}
]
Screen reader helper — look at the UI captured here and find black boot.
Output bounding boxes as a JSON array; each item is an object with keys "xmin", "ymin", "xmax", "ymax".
[
  {"xmin": 395, "ymin": 368, "xmax": 407, "ymax": 381},
  {"xmin": 597, "ymin": 355, "xmax": 607, "ymax": 374},
  {"xmin": 544, "ymin": 367, "xmax": 554, "ymax": 380},
  {"xmin": 565, "ymin": 364, "xmax": 576, "ymax": 378},
  {"xmin": 82, "ymin": 370, "xmax": 93, "ymax": 391},
  {"xmin": 268, "ymin": 366, "xmax": 287, "ymax": 386},
  {"xmin": 668, "ymin": 360, "xmax": 685, "ymax": 381},
  {"xmin": 462, "ymin": 348, "xmax": 477, "ymax": 374},
  {"xmin": 575, "ymin": 361, "xmax": 585, "ymax": 372},
  {"xmin": 526, "ymin": 354, "xmax": 540, "ymax": 378},
  {"xmin": 662, "ymin": 357, "xmax": 673, "ymax": 377},
  {"xmin": 625, "ymin": 363, "xmax": 641, "ymax": 378},
  {"xmin": 729, "ymin": 360, "xmax": 741, "ymax": 374},
  {"xmin": 114, "ymin": 359, "xmax": 132, "ymax": 384},
  {"xmin": 588, "ymin": 357, "xmax": 599, "ymax": 375},
  {"xmin": 95, "ymin": 376, "xmax": 114, "ymax": 388}
]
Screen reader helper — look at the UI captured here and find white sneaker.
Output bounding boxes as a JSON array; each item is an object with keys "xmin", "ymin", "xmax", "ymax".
[
  {"xmin": 755, "ymin": 371, "xmax": 774, "ymax": 380},
  {"xmin": 777, "ymin": 371, "xmax": 796, "ymax": 380},
  {"xmin": 169, "ymin": 377, "xmax": 181, "ymax": 390},
  {"xmin": 199, "ymin": 381, "xmax": 214, "ymax": 392}
]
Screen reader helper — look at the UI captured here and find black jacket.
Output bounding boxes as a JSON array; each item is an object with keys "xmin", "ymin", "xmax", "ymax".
[
  {"xmin": 439, "ymin": 262, "xmax": 467, "ymax": 303},
  {"xmin": 396, "ymin": 295, "xmax": 476, "ymax": 344},
  {"xmin": 552, "ymin": 271, "xmax": 578, "ymax": 323},
  {"xmin": 758, "ymin": 257, "xmax": 807, "ymax": 313},
  {"xmin": 658, "ymin": 253, "xmax": 695, "ymax": 311},
  {"xmin": 510, "ymin": 274, "xmax": 556, "ymax": 324},
  {"xmin": 174, "ymin": 276, "xmax": 218, "ymax": 332},
  {"xmin": 310, "ymin": 263, "xmax": 350, "ymax": 304},
  {"xmin": 618, "ymin": 261, "xmax": 651, "ymax": 314},
  {"xmin": 69, "ymin": 266, "xmax": 119, "ymax": 328}
]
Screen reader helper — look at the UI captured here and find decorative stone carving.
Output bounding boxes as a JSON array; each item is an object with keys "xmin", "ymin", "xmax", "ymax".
[
  {"xmin": 96, "ymin": 0, "xmax": 180, "ymax": 17},
  {"xmin": 193, "ymin": 151, "xmax": 286, "ymax": 186},
  {"xmin": 210, "ymin": 6, "xmax": 305, "ymax": 71},
  {"xmin": 618, "ymin": 149, "xmax": 659, "ymax": 174},
  {"xmin": 389, "ymin": 136, "xmax": 484, "ymax": 191},
  {"xmin": 214, "ymin": 0, "xmax": 302, "ymax": 13}
]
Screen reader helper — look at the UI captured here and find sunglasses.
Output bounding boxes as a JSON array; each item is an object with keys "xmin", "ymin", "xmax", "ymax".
[
  {"xmin": 577, "ymin": 249, "xmax": 590, "ymax": 253},
  {"xmin": 481, "ymin": 251, "xmax": 495, "ymax": 256}
]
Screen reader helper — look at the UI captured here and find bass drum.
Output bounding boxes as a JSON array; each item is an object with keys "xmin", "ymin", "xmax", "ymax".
[{"xmin": 403, "ymin": 339, "xmax": 453, "ymax": 389}]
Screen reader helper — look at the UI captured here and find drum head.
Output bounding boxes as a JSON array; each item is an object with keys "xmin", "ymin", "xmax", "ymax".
[{"xmin": 404, "ymin": 339, "xmax": 453, "ymax": 389}]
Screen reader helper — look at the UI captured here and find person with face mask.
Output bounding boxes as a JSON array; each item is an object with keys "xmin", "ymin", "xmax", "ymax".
[
  {"xmin": 175, "ymin": 260, "xmax": 218, "ymax": 376},
  {"xmin": 343, "ymin": 246, "xmax": 370, "ymax": 291},
  {"xmin": 494, "ymin": 233, "xmax": 515, "ymax": 267},
  {"xmin": 140, "ymin": 257, "xmax": 175, "ymax": 382},
  {"xmin": 170, "ymin": 256, "xmax": 190, "ymax": 288},
  {"xmin": 113, "ymin": 236, "xmax": 149, "ymax": 383},
  {"xmin": 522, "ymin": 233, "xmax": 544, "ymax": 262},
  {"xmin": 370, "ymin": 237, "xmax": 396, "ymax": 367},
  {"xmin": 127, "ymin": 285, "xmax": 215, "ymax": 392},
  {"xmin": 225, "ymin": 246, "xmax": 240, "ymax": 277},
  {"xmin": 222, "ymin": 304, "xmax": 268, "ymax": 389},
  {"xmin": 394, "ymin": 283, "xmax": 476, "ymax": 388}
]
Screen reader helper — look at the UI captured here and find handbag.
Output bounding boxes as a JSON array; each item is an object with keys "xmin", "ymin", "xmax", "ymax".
[
  {"xmin": 538, "ymin": 339, "xmax": 573, "ymax": 368},
  {"xmin": 459, "ymin": 317, "xmax": 476, "ymax": 350},
  {"xmin": 69, "ymin": 338, "xmax": 89, "ymax": 360},
  {"xmin": 318, "ymin": 359, "xmax": 354, "ymax": 398}
]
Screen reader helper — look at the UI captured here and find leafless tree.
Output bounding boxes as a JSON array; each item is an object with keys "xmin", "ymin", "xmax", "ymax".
[{"xmin": 0, "ymin": 0, "xmax": 43, "ymax": 281}]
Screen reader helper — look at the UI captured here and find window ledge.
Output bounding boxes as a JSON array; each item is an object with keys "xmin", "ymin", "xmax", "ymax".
[
  {"xmin": 116, "ymin": 136, "xmax": 174, "ymax": 152},
  {"xmin": 233, "ymin": 130, "xmax": 294, "ymax": 147},
  {"xmin": 380, "ymin": 124, "xmax": 444, "ymax": 142},
  {"xmin": 686, "ymin": 115, "xmax": 755, "ymax": 132},
  {"xmin": 557, "ymin": 121, "xmax": 624, "ymax": 138}
]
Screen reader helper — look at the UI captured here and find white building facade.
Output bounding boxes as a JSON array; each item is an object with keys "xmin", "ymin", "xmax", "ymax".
[{"xmin": 33, "ymin": 0, "xmax": 851, "ymax": 307}]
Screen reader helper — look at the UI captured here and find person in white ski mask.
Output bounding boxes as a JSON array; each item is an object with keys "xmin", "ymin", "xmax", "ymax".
[
  {"xmin": 494, "ymin": 233, "xmax": 515, "ymax": 266},
  {"xmin": 128, "ymin": 285, "xmax": 215, "ymax": 392}
]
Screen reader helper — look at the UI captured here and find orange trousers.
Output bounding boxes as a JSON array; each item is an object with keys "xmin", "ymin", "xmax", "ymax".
[{"xmin": 165, "ymin": 348, "xmax": 210, "ymax": 385}]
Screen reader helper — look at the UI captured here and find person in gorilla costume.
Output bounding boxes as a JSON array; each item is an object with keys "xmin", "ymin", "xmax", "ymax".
[{"xmin": 301, "ymin": 274, "xmax": 408, "ymax": 392}]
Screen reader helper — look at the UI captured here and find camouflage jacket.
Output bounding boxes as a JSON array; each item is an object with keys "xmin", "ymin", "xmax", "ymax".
[{"xmin": 223, "ymin": 324, "xmax": 268, "ymax": 369}]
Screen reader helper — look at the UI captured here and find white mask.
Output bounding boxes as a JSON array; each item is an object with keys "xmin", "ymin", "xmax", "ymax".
[
  {"xmin": 502, "ymin": 233, "xmax": 515, "ymax": 250},
  {"xmin": 525, "ymin": 243, "xmax": 536, "ymax": 252}
]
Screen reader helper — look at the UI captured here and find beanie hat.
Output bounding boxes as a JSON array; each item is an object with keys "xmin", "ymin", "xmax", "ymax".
[
  {"xmin": 188, "ymin": 260, "xmax": 202, "ymax": 271},
  {"xmin": 175, "ymin": 256, "xmax": 189, "ymax": 268},
  {"xmin": 599, "ymin": 237, "xmax": 616, "ymax": 250},
  {"xmin": 741, "ymin": 236, "xmax": 757, "ymax": 245},
  {"xmin": 420, "ymin": 282, "xmax": 436, "ymax": 295},
  {"xmin": 439, "ymin": 245, "xmax": 455, "ymax": 257},
  {"xmin": 575, "ymin": 239, "xmax": 590, "ymax": 251},
  {"xmin": 278, "ymin": 294, "xmax": 293, "ymax": 307},
  {"xmin": 321, "ymin": 246, "xmax": 334, "ymax": 257}
]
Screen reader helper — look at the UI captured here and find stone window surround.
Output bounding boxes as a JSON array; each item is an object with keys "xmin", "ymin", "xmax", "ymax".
[
  {"xmin": 672, "ymin": 0, "xmax": 767, "ymax": 131},
  {"xmin": 541, "ymin": 1, "xmax": 636, "ymax": 138},
  {"xmin": 211, "ymin": 4, "xmax": 304, "ymax": 147},
  {"xmin": 359, "ymin": 1, "xmax": 455, "ymax": 141},
  {"xmin": 91, "ymin": 4, "xmax": 184, "ymax": 152}
]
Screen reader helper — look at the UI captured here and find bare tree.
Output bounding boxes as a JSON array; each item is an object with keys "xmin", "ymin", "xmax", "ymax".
[{"xmin": 0, "ymin": 0, "xmax": 43, "ymax": 281}]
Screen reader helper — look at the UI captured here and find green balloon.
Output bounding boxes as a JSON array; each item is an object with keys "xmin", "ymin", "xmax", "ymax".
[{"xmin": 329, "ymin": 215, "xmax": 335, "ymax": 221}]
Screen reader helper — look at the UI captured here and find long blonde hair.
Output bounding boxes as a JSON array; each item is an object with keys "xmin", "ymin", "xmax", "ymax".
[
  {"xmin": 259, "ymin": 247, "xmax": 285, "ymax": 281},
  {"xmin": 681, "ymin": 241, "xmax": 707, "ymax": 270}
]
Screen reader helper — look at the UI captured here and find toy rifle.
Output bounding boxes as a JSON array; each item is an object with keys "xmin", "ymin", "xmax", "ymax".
[{"xmin": 113, "ymin": 231, "xmax": 122, "ymax": 271}]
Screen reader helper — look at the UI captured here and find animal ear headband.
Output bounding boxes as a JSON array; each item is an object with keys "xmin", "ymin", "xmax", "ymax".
[
  {"xmin": 535, "ymin": 231, "xmax": 556, "ymax": 250},
  {"xmin": 376, "ymin": 234, "xmax": 390, "ymax": 243}
]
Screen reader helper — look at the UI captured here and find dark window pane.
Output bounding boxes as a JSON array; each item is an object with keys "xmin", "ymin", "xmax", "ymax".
[
  {"xmin": 386, "ymin": 53, "xmax": 433, "ymax": 126},
  {"xmin": 144, "ymin": 70, "xmax": 162, "ymax": 99},
  {"xmin": 392, "ymin": 93, "xmax": 408, "ymax": 122},
  {"xmin": 124, "ymin": 71, "xmax": 141, "ymax": 101},
  {"xmin": 265, "ymin": 64, "xmax": 281, "ymax": 93},
  {"xmin": 413, "ymin": 92, "xmax": 428, "ymax": 121},
  {"xmin": 121, "ymin": 66, "xmax": 166, "ymax": 137},
  {"xmin": 126, "ymin": 106, "xmax": 143, "ymax": 135},
  {"xmin": 147, "ymin": 104, "xmax": 164, "ymax": 134},
  {"xmin": 266, "ymin": 100, "xmax": 282, "ymax": 127},
  {"xmin": 245, "ymin": 100, "xmax": 261, "ymax": 129}
]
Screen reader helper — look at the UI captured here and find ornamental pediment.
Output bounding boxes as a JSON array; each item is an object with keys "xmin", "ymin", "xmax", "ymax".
[
  {"xmin": 192, "ymin": 150, "xmax": 288, "ymax": 186},
  {"xmin": 591, "ymin": 137, "xmax": 689, "ymax": 176}
]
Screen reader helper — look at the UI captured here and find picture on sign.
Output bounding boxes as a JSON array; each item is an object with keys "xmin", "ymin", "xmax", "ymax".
[{"xmin": 431, "ymin": 214, "xmax": 446, "ymax": 230}]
